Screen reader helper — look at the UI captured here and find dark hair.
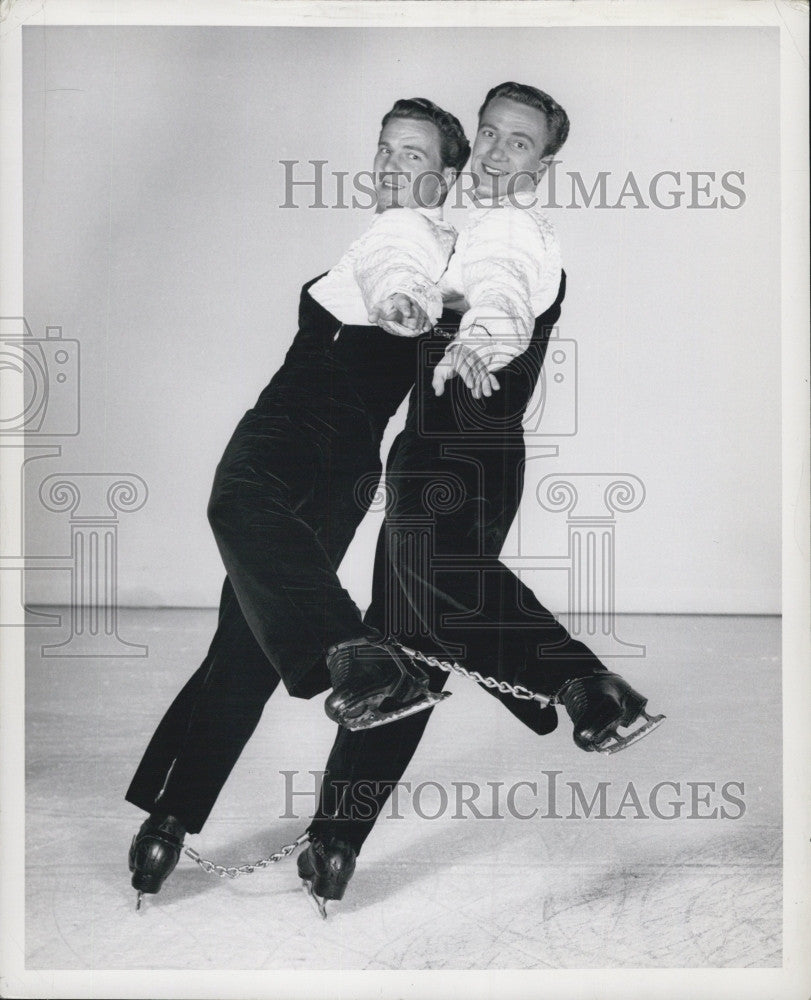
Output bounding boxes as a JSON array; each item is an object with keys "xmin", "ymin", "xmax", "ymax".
[
  {"xmin": 478, "ymin": 81, "xmax": 570, "ymax": 158},
  {"xmin": 380, "ymin": 98, "xmax": 470, "ymax": 173}
]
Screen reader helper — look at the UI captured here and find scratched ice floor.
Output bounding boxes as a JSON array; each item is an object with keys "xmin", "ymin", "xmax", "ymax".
[{"xmin": 24, "ymin": 611, "xmax": 781, "ymax": 970}]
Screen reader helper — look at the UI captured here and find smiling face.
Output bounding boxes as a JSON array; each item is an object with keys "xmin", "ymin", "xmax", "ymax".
[
  {"xmin": 373, "ymin": 116, "xmax": 453, "ymax": 211},
  {"xmin": 470, "ymin": 96, "xmax": 551, "ymax": 200}
]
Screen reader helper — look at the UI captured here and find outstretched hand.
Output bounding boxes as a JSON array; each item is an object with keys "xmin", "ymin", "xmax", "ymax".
[
  {"xmin": 432, "ymin": 343, "xmax": 501, "ymax": 400},
  {"xmin": 368, "ymin": 293, "xmax": 432, "ymax": 337}
]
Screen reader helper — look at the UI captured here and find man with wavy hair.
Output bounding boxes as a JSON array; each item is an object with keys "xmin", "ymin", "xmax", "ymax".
[
  {"xmin": 125, "ymin": 97, "xmax": 470, "ymax": 908},
  {"xmin": 302, "ymin": 82, "xmax": 665, "ymax": 913}
]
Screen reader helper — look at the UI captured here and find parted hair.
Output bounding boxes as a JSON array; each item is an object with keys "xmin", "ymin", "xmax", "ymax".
[
  {"xmin": 478, "ymin": 81, "xmax": 570, "ymax": 158},
  {"xmin": 381, "ymin": 98, "xmax": 471, "ymax": 173}
]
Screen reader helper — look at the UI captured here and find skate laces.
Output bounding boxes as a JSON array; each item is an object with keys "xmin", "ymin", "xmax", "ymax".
[
  {"xmin": 311, "ymin": 836, "xmax": 357, "ymax": 869},
  {"xmin": 326, "ymin": 638, "xmax": 396, "ymax": 688},
  {"xmin": 557, "ymin": 673, "xmax": 626, "ymax": 721},
  {"xmin": 326, "ymin": 640, "xmax": 364, "ymax": 687},
  {"xmin": 557, "ymin": 678, "xmax": 589, "ymax": 718},
  {"xmin": 141, "ymin": 814, "xmax": 186, "ymax": 844}
]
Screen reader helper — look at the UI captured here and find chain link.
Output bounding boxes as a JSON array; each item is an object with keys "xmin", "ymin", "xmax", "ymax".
[
  {"xmin": 184, "ymin": 646, "xmax": 552, "ymax": 877},
  {"xmin": 184, "ymin": 830, "xmax": 310, "ymax": 879},
  {"xmin": 396, "ymin": 643, "xmax": 553, "ymax": 708}
]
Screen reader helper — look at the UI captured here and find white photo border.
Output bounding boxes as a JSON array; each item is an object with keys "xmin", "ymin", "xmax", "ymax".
[{"xmin": 1, "ymin": 2, "xmax": 808, "ymax": 998}]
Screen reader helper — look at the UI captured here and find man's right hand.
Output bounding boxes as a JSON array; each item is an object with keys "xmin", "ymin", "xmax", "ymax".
[{"xmin": 368, "ymin": 293, "xmax": 432, "ymax": 337}]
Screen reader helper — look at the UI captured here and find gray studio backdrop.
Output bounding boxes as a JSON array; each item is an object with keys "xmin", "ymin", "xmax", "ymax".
[{"xmin": 21, "ymin": 25, "xmax": 780, "ymax": 613}]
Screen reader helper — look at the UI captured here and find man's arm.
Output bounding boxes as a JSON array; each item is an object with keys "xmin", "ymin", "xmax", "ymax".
[
  {"xmin": 433, "ymin": 206, "xmax": 561, "ymax": 397},
  {"xmin": 354, "ymin": 209, "xmax": 455, "ymax": 337}
]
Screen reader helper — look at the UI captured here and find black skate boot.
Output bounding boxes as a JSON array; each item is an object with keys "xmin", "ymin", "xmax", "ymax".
[
  {"xmin": 554, "ymin": 672, "xmax": 665, "ymax": 754},
  {"xmin": 297, "ymin": 835, "xmax": 357, "ymax": 919},
  {"xmin": 324, "ymin": 636, "xmax": 450, "ymax": 731},
  {"xmin": 128, "ymin": 813, "xmax": 186, "ymax": 910}
]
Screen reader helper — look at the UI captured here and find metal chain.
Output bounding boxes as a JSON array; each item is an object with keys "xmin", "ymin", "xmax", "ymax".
[
  {"xmin": 396, "ymin": 643, "xmax": 553, "ymax": 708},
  {"xmin": 184, "ymin": 830, "xmax": 310, "ymax": 879},
  {"xmin": 184, "ymin": 646, "xmax": 553, "ymax": 877}
]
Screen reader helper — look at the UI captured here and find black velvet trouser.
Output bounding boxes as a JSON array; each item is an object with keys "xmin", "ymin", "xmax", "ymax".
[
  {"xmin": 125, "ymin": 283, "xmax": 424, "ymax": 832},
  {"xmin": 309, "ymin": 280, "xmax": 607, "ymax": 852}
]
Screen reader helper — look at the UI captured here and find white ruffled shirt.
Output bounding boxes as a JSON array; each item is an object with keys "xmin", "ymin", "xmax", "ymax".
[
  {"xmin": 439, "ymin": 191, "xmax": 563, "ymax": 373},
  {"xmin": 309, "ymin": 206, "xmax": 456, "ymax": 327}
]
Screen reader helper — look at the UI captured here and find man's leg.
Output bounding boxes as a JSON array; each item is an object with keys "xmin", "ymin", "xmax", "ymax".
[
  {"xmin": 308, "ymin": 663, "xmax": 449, "ymax": 853},
  {"xmin": 311, "ymin": 339, "xmax": 659, "ymax": 838},
  {"xmin": 125, "ymin": 576, "xmax": 282, "ymax": 833},
  {"xmin": 300, "ymin": 636, "xmax": 450, "ymax": 914},
  {"xmin": 125, "ymin": 363, "xmax": 398, "ymax": 905},
  {"xmin": 206, "ymin": 391, "xmax": 377, "ymax": 698},
  {"xmin": 303, "ymin": 360, "xmax": 551, "ymax": 861},
  {"xmin": 381, "ymin": 346, "xmax": 662, "ymax": 752},
  {"xmin": 124, "ymin": 575, "xmax": 286, "ymax": 906},
  {"xmin": 382, "ymin": 342, "xmax": 605, "ymax": 687},
  {"xmin": 125, "ymin": 363, "xmax": 385, "ymax": 829},
  {"xmin": 306, "ymin": 514, "xmax": 450, "ymax": 854},
  {"xmin": 207, "ymin": 376, "xmax": 443, "ymax": 726}
]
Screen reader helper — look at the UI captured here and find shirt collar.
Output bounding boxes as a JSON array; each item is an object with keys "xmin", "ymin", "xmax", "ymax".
[
  {"xmin": 469, "ymin": 187, "xmax": 538, "ymax": 210},
  {"xmin": 414, "ymin": 205, "xmax": 444, "ymax": 221}
]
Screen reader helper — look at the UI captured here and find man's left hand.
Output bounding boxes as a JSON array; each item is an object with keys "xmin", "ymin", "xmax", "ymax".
[{"xmin": 432, "ymin": 343, "xmax": 501, "ymax": 400}]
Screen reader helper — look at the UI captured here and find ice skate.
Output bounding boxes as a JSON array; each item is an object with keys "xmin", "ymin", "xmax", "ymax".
[
  {"xmin": 554, "ymin": 672, "xmax": 665, "ymax": 754},
  {"xmin": 297, "ymin": 835, "xmax": 357, "ymax": 919},
  {"xmin": 128, "ymin": 813, "xmax": 186, "ymax": 909},
  {"xmin": 325, "ymin": 636, "xmax": 450, "ymax": 731}
]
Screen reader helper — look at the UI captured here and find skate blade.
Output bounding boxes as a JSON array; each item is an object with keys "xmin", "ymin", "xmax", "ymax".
[
  {"xmin": 301, "ymin": 879, "xmax": 328, "ymax": 919},
  {"xmin": 135, "ymin": 891, "xmax": 144, "ymax": 912},
  {"xmin": 342, "ymin": 690, "xmax": 451, "ymax": 731},
  {"xmin": 596, "ymin": 710, "xmax": 666, "ymax": 755}
]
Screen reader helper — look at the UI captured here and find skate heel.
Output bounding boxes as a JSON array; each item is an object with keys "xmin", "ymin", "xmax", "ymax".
[
  {"xmin": 598, "ymin": 706, "xmax": 666, "ymax": 755},
  {"xmin": 305, "ymin": 869, "xmax": 351, "ymax": 901},
  {"xmin": 297, "ymin": 847, "xmax": 353, "ymax": 900},
  {"xmin": 130, "ymin": 867, "xmax": 166, "ymax": 895},
  {"xmin": 559, "ymin": 673, "xmax": 666, "ymax": 754},
  {"xmin": 342, "ymin": 688, "xmax": 450, "ymax": 731},
  {"xmin": 618, "ymin": 692, "xmax": 647, "ymax": 728},
  {"xmin": 297, "ymin": 836, "xmax": 357, "ymax": 918},
  {"xmin": 326, "ymin": 637, "xmax": 451, "ymax": 731},
  {"xmin": 592, "ymin": 689, "xmax": 666, "ymax": 754},
  {"xmin": 127, "ymin": 815, "xmax": 185, "ymax": 901}
]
